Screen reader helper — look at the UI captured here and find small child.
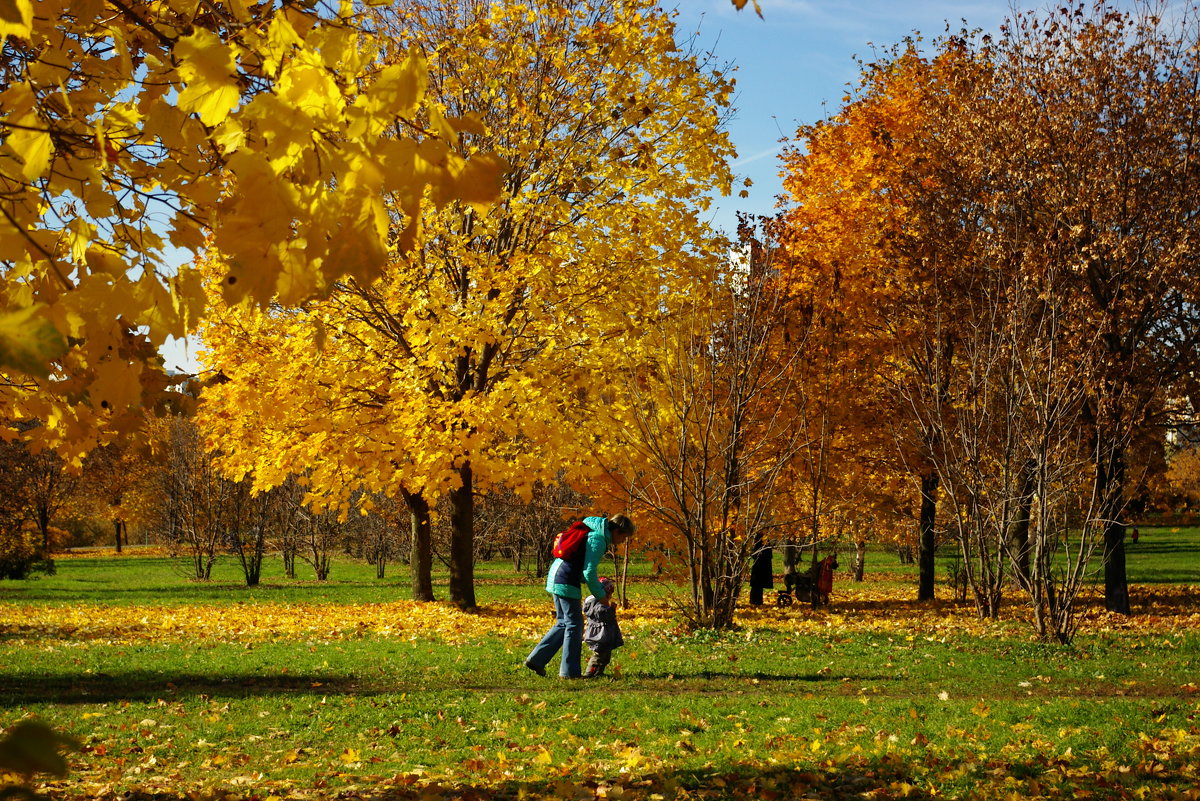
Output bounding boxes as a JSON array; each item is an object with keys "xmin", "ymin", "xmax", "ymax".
[{"xmin": 583, "ymin": 577, "xmax": 624, "ymax": 678}]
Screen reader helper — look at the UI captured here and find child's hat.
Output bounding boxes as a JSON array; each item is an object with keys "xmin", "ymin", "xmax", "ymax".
[{"xmin": 599, "ymin": 577, "xmax": 615, "ymax": 595}]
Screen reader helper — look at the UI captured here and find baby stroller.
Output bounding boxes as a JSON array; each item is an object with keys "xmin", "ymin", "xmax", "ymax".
[{"xmin": 776, "ymin": 554, "xmax": 838, "ymax": 606}]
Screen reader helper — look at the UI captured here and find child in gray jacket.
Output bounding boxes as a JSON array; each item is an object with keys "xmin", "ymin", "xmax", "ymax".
[{"xmin": 583, "ymin": 577, "xmax": 624, "ymax": 678}]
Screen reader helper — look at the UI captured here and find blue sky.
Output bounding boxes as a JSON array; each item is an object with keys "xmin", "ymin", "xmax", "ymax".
[{"xmin": 671, "ymin": 0, "xmax": 1013, "ymax": 234}]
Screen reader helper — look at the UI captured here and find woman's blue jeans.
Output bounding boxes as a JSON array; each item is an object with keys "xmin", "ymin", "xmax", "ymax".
[{"xmin": 526, "ymin": 594, "xmax": 583, "ymax": 678}]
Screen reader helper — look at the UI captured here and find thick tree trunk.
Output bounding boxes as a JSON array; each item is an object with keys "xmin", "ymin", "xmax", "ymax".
[
  {"xmin": 114, "ymin": 520, "xmax": 123, "ymax": 554},
  {"xmin": 1102, "ymin": 524, "xmax": 1131, "ymax": 612},
  {"xmin": 401, "ymin": 489, "xmax": 435, "ymax": 602},
  {"xmin": 447, "ymin": 464, "xmax": 477, "ymax": 611},
  {"xmin": 244, "ymin": 547, "xmax": 262, "ymax": 587},
  {"xmin": 918, "ymin": 471, "xmax": 938, "ymax": 601}
]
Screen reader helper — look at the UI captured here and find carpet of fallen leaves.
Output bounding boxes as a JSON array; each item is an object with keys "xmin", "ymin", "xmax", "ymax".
[
  {"xmin": 4, "ymin": 581, "xmax": 1200, "ymax": 800},
  {"xmin": 2, "ymin": 582, "xmax": 1198, "ymax": 646}
]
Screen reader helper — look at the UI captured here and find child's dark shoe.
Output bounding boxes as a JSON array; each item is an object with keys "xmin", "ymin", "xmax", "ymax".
[{"xmin": 524, "ymin": 660, "xmax": 546, "ymax": 677}]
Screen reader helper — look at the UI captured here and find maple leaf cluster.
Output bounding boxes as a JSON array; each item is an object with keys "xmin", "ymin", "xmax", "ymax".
[{"xmin": 0, "ymin": 0, "xmax": 503, "ymax": 463}]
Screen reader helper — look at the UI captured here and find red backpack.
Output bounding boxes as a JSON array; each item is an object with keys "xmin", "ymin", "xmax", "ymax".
[{"xmin": 551, "ymin": 520, "xmax": 591, "ymax": 562}]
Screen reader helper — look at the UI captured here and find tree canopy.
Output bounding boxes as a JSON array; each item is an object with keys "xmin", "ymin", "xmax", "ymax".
[{"xmin": 0, "ymin": 0, "xmax": 502, "ymax": 461}]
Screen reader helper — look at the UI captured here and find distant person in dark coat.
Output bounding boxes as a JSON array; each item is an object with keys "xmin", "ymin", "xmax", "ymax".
[{"xmin": 748, "ymin": 545, "xmax": 773, "ymax": 606}]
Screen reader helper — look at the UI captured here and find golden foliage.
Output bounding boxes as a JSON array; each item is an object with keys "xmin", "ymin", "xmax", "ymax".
[
  {"xmin": 195, "ymin": 0, "xmax": 736, "ymax": 513},
  {"xmin": 0, "ymin": 1, "xmax": 504, "ymax": 460},
  {"xmin": 2, "ymin": 582, "xmax": 1197, "ymax": 647}
]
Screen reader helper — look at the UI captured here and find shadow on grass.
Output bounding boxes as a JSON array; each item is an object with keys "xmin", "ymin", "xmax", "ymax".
[
  {"xmin": 46, "ymin": 763, "xmax": 936, "ymax": 801},
  {"xmin": 1, "ymin": 665, "xmax": 886, "ymax": 707},
  {"xmin": 629, "ymin": 669, "xmax": 885, "ymax": 683},
  {"xmin": 0, "ymin": 672, "xmax": 357, "ymax": 706}
]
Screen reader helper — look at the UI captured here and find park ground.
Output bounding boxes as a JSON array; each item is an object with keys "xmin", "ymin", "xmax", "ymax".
[{"xmin": 1, "ymin": 531, "xmax": 1199, "ymax": 800}]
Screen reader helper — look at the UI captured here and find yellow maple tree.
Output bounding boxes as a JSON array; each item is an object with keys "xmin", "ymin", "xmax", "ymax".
[{"xmin": 196, "ymin": 0, "xmax": 736, "ymax": 609}]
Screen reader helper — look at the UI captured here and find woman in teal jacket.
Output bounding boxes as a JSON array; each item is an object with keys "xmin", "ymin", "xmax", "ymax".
[{"xmin": 525, "ymin": 514, "xmax": 634, "ymax": 678}]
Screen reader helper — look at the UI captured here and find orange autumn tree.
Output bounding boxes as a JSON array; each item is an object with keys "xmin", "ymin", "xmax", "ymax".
[
  {"xmin": 1166, "ymin": 442, "xmax": 1200, "ymax": 513},
  {"xmin": 781, "ymin": 3, "xmax": 1200, "ymax": 633},
  {"xmin": 778, "ymin": 40, "xmax": 984, "ymax": 602},
  {"xmin": 72, "ymin": 438, "xmax": 158, "ymax": 552},
  {"xmin": 196, "ymin": 0, "xmax": 736, "ymax": 610},
  {"xmin": 955, "ymin": 2, "xmax": 1200, "ymax": 616},
  {"xmin": 0, "ymin": 0, "xmax": 502, "ymax": 462}
]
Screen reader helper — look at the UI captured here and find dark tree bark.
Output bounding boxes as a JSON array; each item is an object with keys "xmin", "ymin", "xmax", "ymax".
[
  {"xmin": 918, "ymin": 471, "xmax": 938, "ymax": 601},
  {"xmin": 1007, "ymin": 459, "xmax": 1036, "ymax": 584},
  {"xmin": 1098, "ymin": 444, "xmax": 1130, "ymax": 614},
  {"xmin": 448, "ymin": 464, "xmax": 477, "ymax": 611},
  {"xmin": 401, "ymin": 489, "xmax": 435, "ymax": 602}
]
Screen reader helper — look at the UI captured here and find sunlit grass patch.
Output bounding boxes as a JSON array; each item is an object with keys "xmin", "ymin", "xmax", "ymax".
[{"xmin": 3, "ymin": 545, "xmax": 1200, "ymax": 799}]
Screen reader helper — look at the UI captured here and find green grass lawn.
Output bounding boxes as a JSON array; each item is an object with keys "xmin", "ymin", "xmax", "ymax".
[
  {"xmin": 9, "ymin": 522, "xmax": 1192, "ymax": 605},
  {"xmin": 0, "ymin": 529, "xmax": 1198, "ymax": 800}
]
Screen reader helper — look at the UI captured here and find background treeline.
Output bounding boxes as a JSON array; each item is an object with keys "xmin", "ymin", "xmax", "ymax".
[{"xmin": 0, "ymin": 416, "xmax": 602, "ymax": 586}]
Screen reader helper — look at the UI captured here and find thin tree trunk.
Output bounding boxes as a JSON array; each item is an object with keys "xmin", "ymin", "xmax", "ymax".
[
  {"xmin": 246, "ymin": 531, "xmax": 264, "ymax": 586},
  {"xmin": 918, "ymin": 471, "xmax": 938, "ymax": 601},
  {"xmin": 700, "ymin": 544, "xmax": 715, "ymax": 615},
  {"xmin": 808, "ymin": 545, "xmax": 820, "ymax": 608},
  {"xmin": 853, "ymin": 540, "xmax": 867, "ymax": 582},
  {"xmin": 1008, "ymin": 459, "xmax": 1035, "ymax": 583}
]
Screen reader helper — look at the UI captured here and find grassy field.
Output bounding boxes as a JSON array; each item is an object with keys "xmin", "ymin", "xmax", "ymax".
[{"xmin": 1, "ymin": 530, "xmax": 1198, "ymax": 800}]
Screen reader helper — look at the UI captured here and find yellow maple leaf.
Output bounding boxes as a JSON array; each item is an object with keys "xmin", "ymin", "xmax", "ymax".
[
  {"xmin": 175, "ymin": 29, "xmax": 241, "ymax": 126},
  {"xmin": 0, "ymin": 304, "xmax": 67, "ymax": 377},
  {"xmin": 0, "ymin": 0, "xmax": 32, "ymax": 40},
  {"xmin": 362, "ymin": 48, "xmax": 427, "ymax": 122},
  {"xmin": 90, "ymin": 355, "xmax": 143, "ymax": 413},
  {"xmin": 453, "ymin": 153, "xmax": 508, "ymax": 215},
  {"xmin": 6, "ymin": 114, "xmax": 53, "ymax": 180}
]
